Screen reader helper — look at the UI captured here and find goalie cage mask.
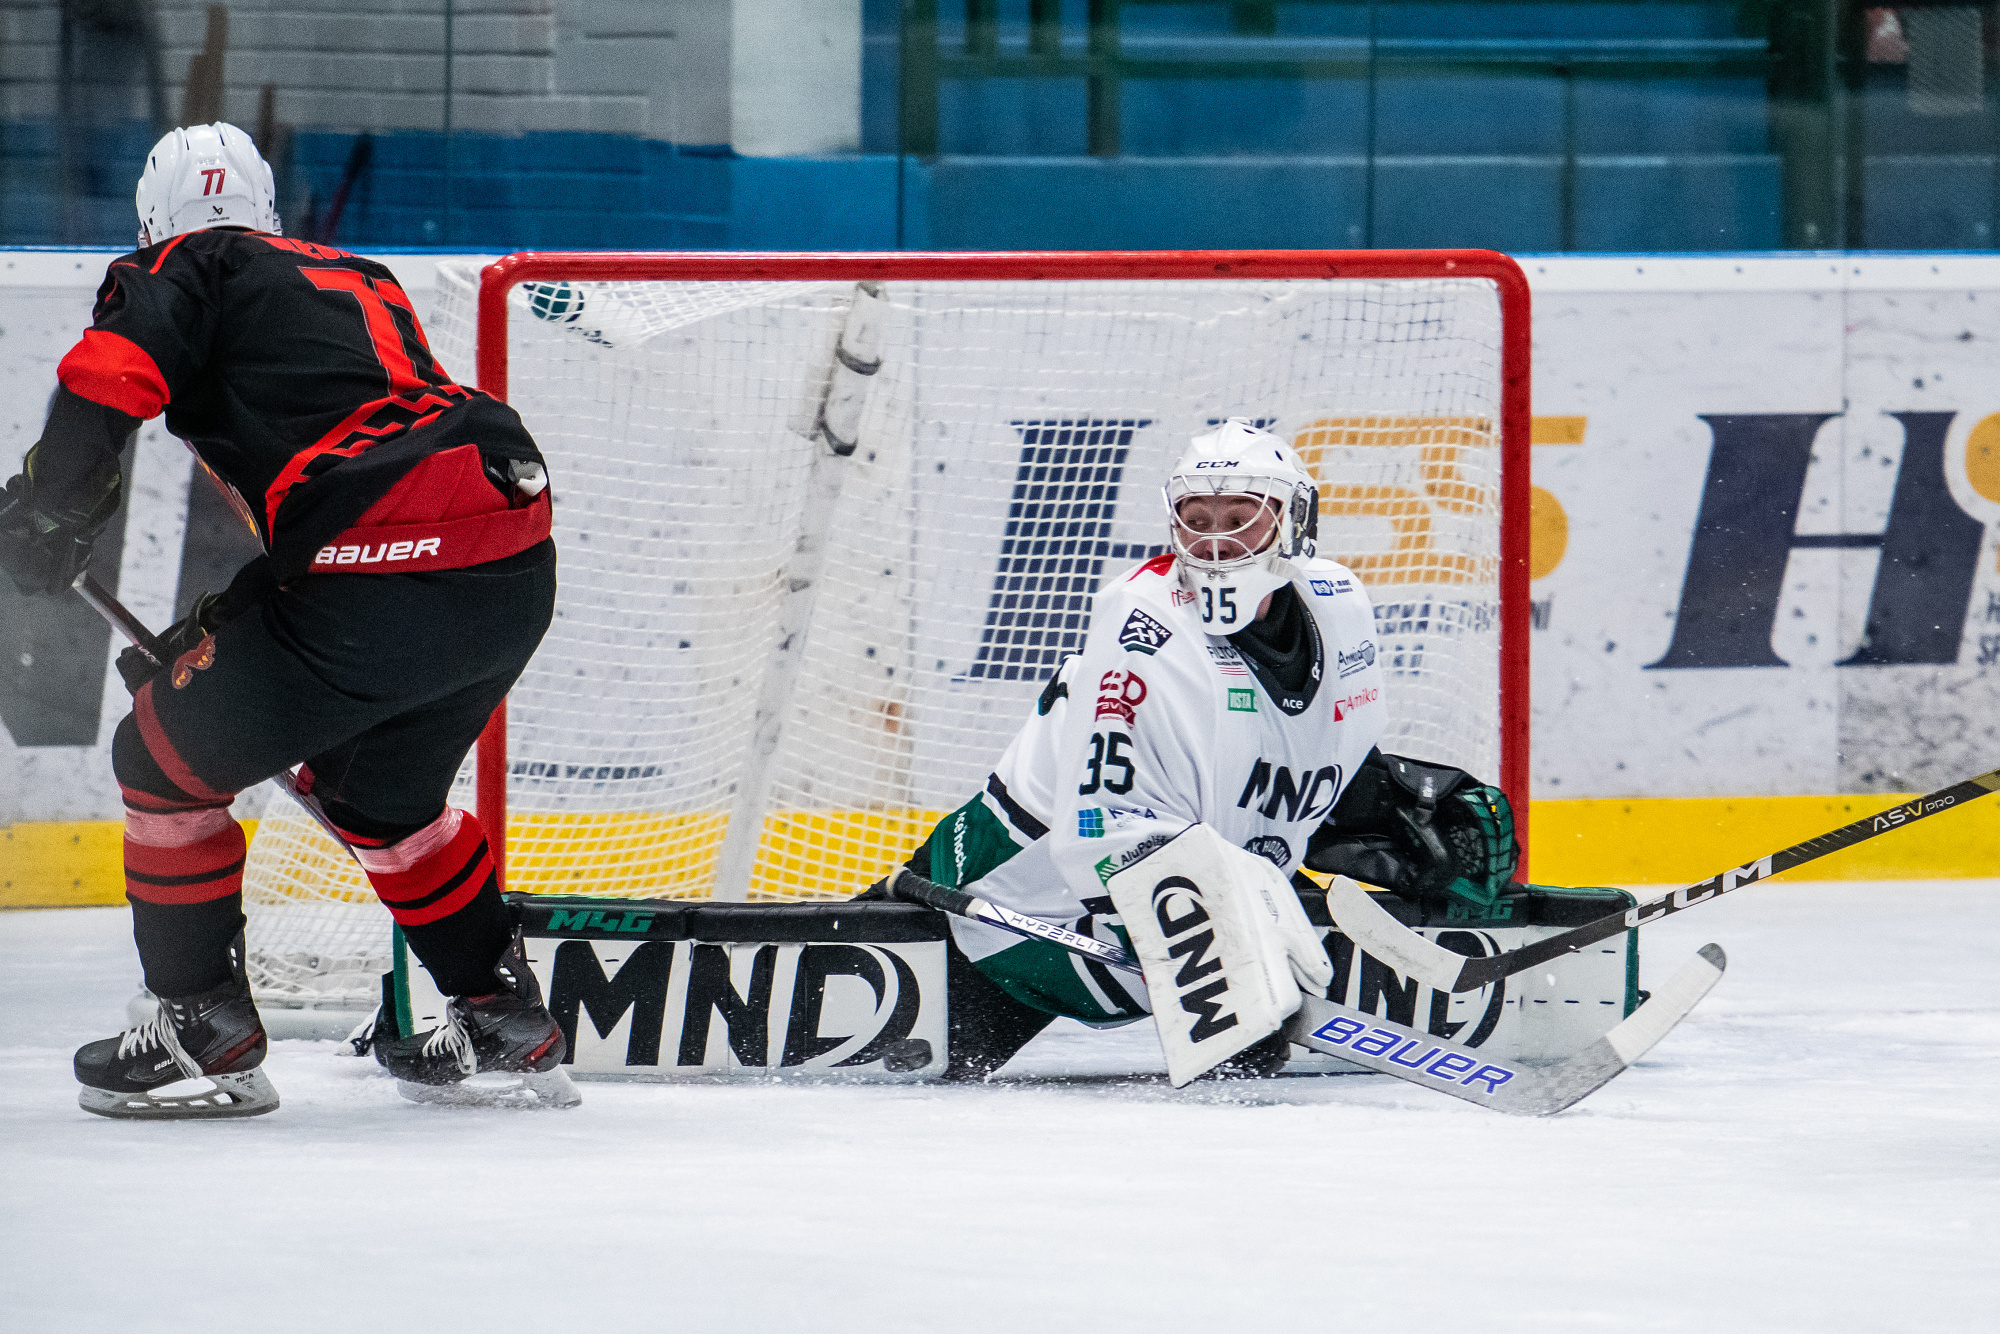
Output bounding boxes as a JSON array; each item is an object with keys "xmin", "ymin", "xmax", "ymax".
[{"xmin": 1165, "ymin": 419, "xmax": 1319, "ymax": 622}]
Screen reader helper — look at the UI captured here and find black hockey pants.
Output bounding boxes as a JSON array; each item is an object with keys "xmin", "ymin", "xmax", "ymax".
[{"xmin": 113, "ymin": 539, "xmax": 556, "ymax": 997}]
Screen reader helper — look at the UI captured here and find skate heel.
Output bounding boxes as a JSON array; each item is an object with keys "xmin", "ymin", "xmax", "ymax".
[
  {"xmin": 395, "ymin": 1065, "xmax": 580, "ymax": 1110},
  {"xmin": 78, "ymin": 1068, "xmax": 279, "ymax": 1120}
]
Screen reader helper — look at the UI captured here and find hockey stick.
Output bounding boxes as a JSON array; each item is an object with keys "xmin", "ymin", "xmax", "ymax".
[
  {"xmin": 881, "ymin": 869, "xmax": 1142, "ymax": 975},
  {"xmin": 883, "ymin": 868, "xmax": 1723, "ymax": 1114},
  {"xmin": 72, "ymin": 570, "xmax": 362, "ymax": 863},
  {"xmin": 1326, "ymin": 766, "xmax": 2000, "ymax": 994},
  {"xmin": 1282, "ymin": 944, "xmax": 1726, "ymax": 1116}
]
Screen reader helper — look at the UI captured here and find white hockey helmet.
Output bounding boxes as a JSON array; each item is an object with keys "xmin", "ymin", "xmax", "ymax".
[
  {"xmin": 135, "ymin": 122, "xmax": 280, "ymax": 248},
  {"xmin": 1164, "ymin": 419, "xmax": 1319, "ymax": 629}
]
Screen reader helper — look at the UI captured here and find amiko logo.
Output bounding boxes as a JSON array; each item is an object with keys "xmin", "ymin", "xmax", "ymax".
[{"xmin": 1653, "ymin": 412, "xmax": 1992, "ymax": 669}]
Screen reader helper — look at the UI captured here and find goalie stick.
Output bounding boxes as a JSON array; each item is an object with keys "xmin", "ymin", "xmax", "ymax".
[
  {"xmin": 1282, "ymin": 944, "xmax": 1726, "ymax": 1116},
  {"xmin": 880, "ymin": 868, "xmax": 1141, "ymax": 975},
  {"xmin": 1326, "ymin": 766, "xmax": 2000, "ymax": 994},
  {"xmin": 880, "ymin": 868, "xmax": 1723, "ymax": 1115},
  {"xmin": 71, "ymin": 570, "xmax": 362, "ymax": 863}
]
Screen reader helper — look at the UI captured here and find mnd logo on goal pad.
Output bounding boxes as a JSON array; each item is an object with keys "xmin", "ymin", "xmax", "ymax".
[
  {"xmin": 532, "ymin": 938, "xmax": 945, "ymax": 1076},
  {"xmin": 967, "ymin": 421, "xmax": 1165, "ymax": 681}
]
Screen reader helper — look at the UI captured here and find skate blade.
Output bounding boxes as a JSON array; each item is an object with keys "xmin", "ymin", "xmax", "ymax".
[
  {"xmin": 395, "ymin": 1066, "xmax": 581, "ymax": 1110},
  {"xmin": 79, "ymin": 1069, "xmax": 279, "ymax": 1120}
]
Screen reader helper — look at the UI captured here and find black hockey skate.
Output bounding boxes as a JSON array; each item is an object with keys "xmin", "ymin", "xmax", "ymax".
[
  {"xmin": 74, "ymin": 935, "xmax": 276, "ymax": 1120},
  {"xmin": 373, "ymin": 931, "xmax": 579, "ymax": 1108}
]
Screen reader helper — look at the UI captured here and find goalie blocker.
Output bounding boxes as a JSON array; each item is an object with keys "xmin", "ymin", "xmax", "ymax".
[{"xmin": 378, "ymin": 881, "xmax": 1646, "ymax": 1083}]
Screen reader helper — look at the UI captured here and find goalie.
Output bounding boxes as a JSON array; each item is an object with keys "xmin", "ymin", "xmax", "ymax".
[
  {"xmin": 870, "ymin": 420, "xmax": 1524, "ymax": 1082},
  {"xmin": 0, "ymin": 125, "xmax": 568, "ymax": 1117}
]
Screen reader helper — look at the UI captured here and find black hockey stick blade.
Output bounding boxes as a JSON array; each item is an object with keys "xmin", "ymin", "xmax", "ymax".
[
  {"xmin": 1283, "ymin": 943, "xmax": 1726, "ymax": 1115},
  {"xmin": 1331, "ymin": 767, "xmax": 2000, "ymax": 994}
]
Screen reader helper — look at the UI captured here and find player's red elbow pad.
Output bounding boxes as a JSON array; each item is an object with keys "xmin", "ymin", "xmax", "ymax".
[{"xmin": 58, "ymin": 330, "xmax": 170, "ymax": 419}]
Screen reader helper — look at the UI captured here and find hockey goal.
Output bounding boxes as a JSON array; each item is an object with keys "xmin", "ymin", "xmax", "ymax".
[{"xmin": 239, "ymin": 250, "xmax": 1530, "ymax": 1011}]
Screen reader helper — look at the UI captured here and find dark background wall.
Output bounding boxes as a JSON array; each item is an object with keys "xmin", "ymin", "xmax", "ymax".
[{"xmin": 4, "ymin": 1, "xmax": 1994, "ymax": 252}]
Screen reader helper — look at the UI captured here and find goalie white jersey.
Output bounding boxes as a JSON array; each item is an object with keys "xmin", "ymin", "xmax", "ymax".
[{"xmin": 946, "ymin": 551, "xmax": 1387, "ymax": 982}]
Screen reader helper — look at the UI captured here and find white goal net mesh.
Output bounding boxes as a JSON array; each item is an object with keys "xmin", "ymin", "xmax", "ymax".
[{"xmin": 242, "ymin": 263, "xmax": 1511, "ymax": 1010}]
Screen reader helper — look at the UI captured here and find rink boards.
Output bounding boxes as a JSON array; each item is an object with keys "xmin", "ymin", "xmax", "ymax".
[{"xmin": 388, "ymin": 896, "xmax": 1638, "ymax": 1080}]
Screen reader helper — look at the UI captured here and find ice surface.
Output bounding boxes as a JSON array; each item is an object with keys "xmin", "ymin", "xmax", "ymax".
[{"xmin": 4, "ymin": 881, "xmax": 1996, "ymax": 1332}]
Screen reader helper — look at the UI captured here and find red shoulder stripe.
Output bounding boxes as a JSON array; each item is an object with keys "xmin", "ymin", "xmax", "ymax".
[
  {"xmin": 147, "ymin": 232, "xmax": 193, "ymax": 274},
  {"xmin": 1134, "ymin": 551, "xmax": 1176, "ymax": 578},
  {"xmin": 58, "ymin": 329, "xmax": 170, "ymax": 418}
]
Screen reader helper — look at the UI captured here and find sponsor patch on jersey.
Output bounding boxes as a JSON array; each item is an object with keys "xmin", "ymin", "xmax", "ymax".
[
  {"xmin": 1330, "ymin": 686, "xmax": 1381, "ymax": 721},
  {"xmin": 1093, "ymin": 833, "xmax": 1173, "ymax": 885},
  {"xmin": 1118, "ymin": 608, "xmax": 1174, "ymax": 655},
  {"xmin": 1077, "ymin": 808, "xmax": 1105, "ymax": 838},
  {"xmin": 1227, "ymin": 687, "xmax": 1257, "ymax": 713},
  {"xmin": 1335, "ymin": 640, "xmax": 1377, "ymax": 678},
  {"xmin": 1095, "ymin": 669, "xmax": 1147, "ymax": 723},
  {"xmin": 1243, "ymin": 835, "xmax": 1290, "ymax": 868},
  {"xmin": 1206, "ymin": 643, "xmax": 1250, "ymax": 677},
  {"xmin": 1171, "ymin": 586, "xmax": 1196, "ymax": 606}
]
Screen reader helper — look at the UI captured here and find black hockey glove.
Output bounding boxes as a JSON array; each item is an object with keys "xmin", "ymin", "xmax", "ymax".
[
  {"xmin": 0, "ymin": 449, "xmax": 121, "ymax": 597},
  {"xmin": 1304, "ymin": 749, "xmax": 1520, "ymax": 914},
  {"xmin": 115, "ymin": 557, "xmax": 278, "ymax": 694},
  {"xmin": 116, "ymin": 591, "xmax": 223, "ymax": 694}
]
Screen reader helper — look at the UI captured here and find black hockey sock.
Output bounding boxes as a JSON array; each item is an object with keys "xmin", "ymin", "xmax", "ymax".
[
  {"xmin": 334, "ymin": 805, "xmax": 517, "ymax": 997},
  {"xmin": 131, "ymin": 894, "xmax": 247, "ymax": 997},
  {"xmin": 399, "ymin": 881, "xmax": 515, "ymax": 997}
]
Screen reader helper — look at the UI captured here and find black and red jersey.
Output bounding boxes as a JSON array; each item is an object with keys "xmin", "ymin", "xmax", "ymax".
[{"xmin": 54, "ymin": 228, "xmax": 543, "ymax": 579}]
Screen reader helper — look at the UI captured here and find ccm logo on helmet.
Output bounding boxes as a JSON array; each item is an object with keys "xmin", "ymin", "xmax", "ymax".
[
  {"xmin": 314, "ymin": 537, "xmax": 442, "ymax": 566},
  {"xmin": 1191, "ymin": 460, "xmax": 1240, "ymax": 469}
]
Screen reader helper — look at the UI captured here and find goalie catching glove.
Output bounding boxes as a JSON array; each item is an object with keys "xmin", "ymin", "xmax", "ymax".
[{"xmin": 1304, "ymin": 748, "xmax": 1520, "ymax": 915}]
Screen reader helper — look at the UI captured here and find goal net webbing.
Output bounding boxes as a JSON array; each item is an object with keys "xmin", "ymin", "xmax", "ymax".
[{"xmin": 241, "ymin": 261, "xmax": 1516, "ymax": 1009}]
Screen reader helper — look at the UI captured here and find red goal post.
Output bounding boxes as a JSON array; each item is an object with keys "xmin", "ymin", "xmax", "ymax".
[{"xmin": 467, "ymin": 249, "xmax": 1533, "ymax": 889}]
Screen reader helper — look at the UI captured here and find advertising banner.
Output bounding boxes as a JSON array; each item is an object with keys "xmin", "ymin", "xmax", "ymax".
[{"xmin": 3, "ymin": 253, "xmax": 1995, "ymax": 889}]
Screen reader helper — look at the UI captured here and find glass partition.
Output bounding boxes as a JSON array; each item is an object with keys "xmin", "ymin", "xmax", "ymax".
[{"xmin": 3, "ymin": 0, "xmax": 1993, "ymax": 251}]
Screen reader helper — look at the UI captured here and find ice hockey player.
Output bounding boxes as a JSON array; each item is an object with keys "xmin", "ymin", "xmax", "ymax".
[
  {"xmin": 0, "ymin": 124, "xmax": 571, "ymax": 1117},
  {"xmin": 868, "ymin": 419, "xmax": 1524, "ymax": 1081}
]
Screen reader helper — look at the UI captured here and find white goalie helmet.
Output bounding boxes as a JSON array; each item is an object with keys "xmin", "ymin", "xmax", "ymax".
[
  {"xmin": 1165, "ymin": 418, "xmax": 1320, "ymax": 630},
  {"xmin": 135, "ymin": 122, "xmax": 280, "ymax": 248}
]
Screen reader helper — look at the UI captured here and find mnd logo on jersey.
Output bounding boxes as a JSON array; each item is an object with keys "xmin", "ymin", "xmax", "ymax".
[
  {"xmin": 530, "ymin": 939, "xmax": 946, "ymax": 1078},
  {"xmin": 1237, "ymin": 759, "xmax": 1343, "ymax": 822}
]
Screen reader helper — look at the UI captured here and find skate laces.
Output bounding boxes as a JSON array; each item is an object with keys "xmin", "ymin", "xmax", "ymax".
[
  {"xmin": 118, "ymin": 1008, "xmax": 203, "ymax": 1081},
  {"xmin": 421, "ymin": 1004, "xmax": 478, "ymax": 1076}
]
